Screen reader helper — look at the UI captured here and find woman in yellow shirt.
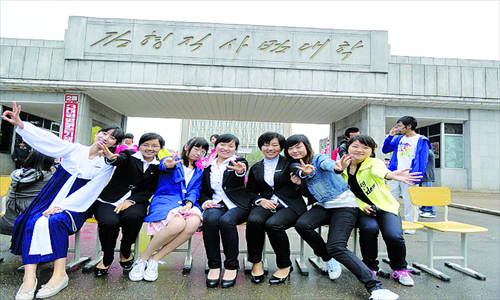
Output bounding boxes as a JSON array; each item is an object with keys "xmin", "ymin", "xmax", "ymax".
[{"xmin": 336, "ymin": 135, "xmax": 421, "ymax": 287}]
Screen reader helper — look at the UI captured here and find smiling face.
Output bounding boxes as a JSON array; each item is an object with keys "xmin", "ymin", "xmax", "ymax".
[
  {"xmin": 287, "ymin": 142, "xmax": 308, "ymax": 160},
  {"xmin": 139, "ymin": 139, "xmax": 161, "ymax": 162},
  {"xmin": 124, "ymin": 137, "xmax": 133, "ymax": 146},
  {"xmin": 348, "ymin": 140, "xmax": 372, "ymax": 163},
  {"xmin": 94, "ymin": 129, "xmax": 118, "ymax": 148},
  {"xmin": 216, "ymin": 140, "xmax": 237, "ymax": 161},
  {"xmin": 261, "ymin": 138, "xmax": 281, "ymax": 160},
  {"xmin": 186, "ymin": 144, "xmax": 207, "ymax": 164}
]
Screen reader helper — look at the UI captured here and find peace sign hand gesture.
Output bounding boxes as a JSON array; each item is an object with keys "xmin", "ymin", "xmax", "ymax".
[
  {"xmin": 227, "ymin": 160, "xmax": 246, "ymax": 175},
  {"xmin": 163, "ymin": 156, "xmax": 182, "ymax": 169},
  {"xmin": 296, "ymin": 159, "xmax": 315, "ymax": 176},
  {"xmin": 98, "ymin": 142, "xmax": 118, "ymax": 161}
]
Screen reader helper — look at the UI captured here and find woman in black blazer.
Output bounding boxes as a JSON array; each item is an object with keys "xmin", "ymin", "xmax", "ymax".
[
  {"xmin": 92, "ymin": 132, "xmax": 164, "ymax": 276},
  {"xmin": 198, "ymin": 134, "xmax": 251, "ymax": 289},
  {"xmin": 245, "ymin": 132, "xmax": 307, "ymax": 284}
]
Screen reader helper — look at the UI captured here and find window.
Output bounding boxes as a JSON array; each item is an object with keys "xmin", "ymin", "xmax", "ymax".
[{"xmin": 444, "ymin": 123, "xmax": 464, "ymax": 168}]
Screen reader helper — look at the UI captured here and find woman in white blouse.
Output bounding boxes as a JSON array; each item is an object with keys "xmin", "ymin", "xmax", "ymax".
[{"xmin": 2, "ymin": 102, "xmax": 124, "ymax": 300}]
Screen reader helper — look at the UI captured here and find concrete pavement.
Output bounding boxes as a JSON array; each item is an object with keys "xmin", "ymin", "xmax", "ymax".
[{"xmin": 0, "ymin": 189, "xmax": 498, "ymax": 300}]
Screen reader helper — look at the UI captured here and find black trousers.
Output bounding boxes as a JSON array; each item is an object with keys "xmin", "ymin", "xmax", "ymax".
[
  {"xmin": 202, "ymin": 206, "xmax": 249, "ymax": 270},
  {"xmin": 92, "ymin": 201, "xmax": 147, "ymax": 267},
  {"xmin": 246, "ymin": 206, "xmax": 299, "ymax": 269}
]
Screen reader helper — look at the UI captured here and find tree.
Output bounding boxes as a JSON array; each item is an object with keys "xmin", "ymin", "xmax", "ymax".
[{"xmin": 246, "ymin": 150, "xmax": 263, "ymax": 168}]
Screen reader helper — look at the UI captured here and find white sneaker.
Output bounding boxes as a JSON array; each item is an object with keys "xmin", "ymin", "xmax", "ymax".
[
  {"xmin": 143, "ymin": 259, "xmax": 164, "ymax": 282},
  {"xmin": 369, "ymin": 289, "xmax": 399, "ymax": 300},
  {"xmin": 392, "ymin": 270, "xmax": 415, "ymax": 286},
  {"xmin": 325, "ymin": 258, "xmax": 342, "ymax": 280},
  {"xmin": 129, "ymin": 259, "xmax": 147, "ymax": 281},
  {"xmin": 419, "ymin": 212, "xmax": 436, "ymax": 218},
  {"xmin": 403, "ymin": 229, "xmax": 416, "ymax": 235}
]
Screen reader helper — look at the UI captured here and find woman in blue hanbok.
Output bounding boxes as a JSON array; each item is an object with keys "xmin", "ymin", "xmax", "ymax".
[{"xmin": 2, "ymin": 102, "xmax": 124, "ymax": 300}]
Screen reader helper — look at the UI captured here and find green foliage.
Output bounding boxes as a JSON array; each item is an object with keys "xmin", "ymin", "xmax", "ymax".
[
  {"xmin": 90, "ymin": 126, "xmax": 101, "ymax": 145},
  {"xmin": 246, "ymin": 150, "xmax": 263, "ymax": 168}
]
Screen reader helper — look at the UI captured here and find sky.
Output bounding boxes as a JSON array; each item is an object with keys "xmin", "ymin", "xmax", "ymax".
[{"xmin": 1, "ymin": 0, "xmax": 499, "ymax": 152}]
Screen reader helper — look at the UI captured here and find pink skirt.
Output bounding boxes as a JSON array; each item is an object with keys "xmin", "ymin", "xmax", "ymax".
[{"xmin": 146, "ymin": 206, "xmax": 203, "ymax": 236}]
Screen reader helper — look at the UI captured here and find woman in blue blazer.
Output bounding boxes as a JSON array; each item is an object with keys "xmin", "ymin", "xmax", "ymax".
[{"xmin": 128, "ymin": 137, "xmax": 209, "ymax": 282}]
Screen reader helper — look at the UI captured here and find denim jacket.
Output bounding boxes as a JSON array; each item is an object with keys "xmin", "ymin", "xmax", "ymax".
[{"xmin": 306, "ymin": 154, "xmax": 350, "ymax": 202}]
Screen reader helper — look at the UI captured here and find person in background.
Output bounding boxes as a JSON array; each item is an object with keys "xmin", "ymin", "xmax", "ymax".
[
  {"xmin": 210, "ymin": 134, "xmax": 219, "ymax": 146},
  {"xmin": 115, "ymin": 133, "xmax": 138, "ymax": 153},
  {"xmin": 419, "ymin": 149, "xmax": 436, "ymax": 218},
  {"xmin": 91, "ymin": 133, "xmax": 163, "ymax": 277},
  {"xmin": 339, "ymin": 135, "xmax": 422, "ymax": 287},
  {"xmin": 2, "ymin": 101, "xmax": 124, "ymax": 300},
  {"xmin": 331, "ymin": 127, "xmax": 360, "ymax": 161},
  {"xmin": 128, "ymin": 137, "xmax": 208, "ymax": 282},
  {"xmin": 0, "ymin": 150, "xmax": 55, "ymax": 235},
  {"xmin": 382, "ymin": 116, "xmax": 430, "ymax": 231},
  {"xmin": 12, "ymin": 141, "xmax": 30, "ymax": 169},
  {"xmin": 198, "ymin": 134, "xmax": 251, "ymax": 289}
]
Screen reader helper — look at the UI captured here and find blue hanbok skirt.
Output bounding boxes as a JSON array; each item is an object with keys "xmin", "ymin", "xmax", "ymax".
[{"xmin": 11, "ymin": 166, "xmax": 91, "ymax": 265}]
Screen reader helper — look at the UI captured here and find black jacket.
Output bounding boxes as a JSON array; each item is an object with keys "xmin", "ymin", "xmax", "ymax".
[
  {"xmin": 98, "ymin": 150, "xmax": 160, "ymax": 206},
  {"xmin": 246, "ymin": 155, "xmax": 307, "ymax": 216},
  {"xmin": 198, "ymin": 157, "xmax": 251, "ymax": 210},
  {"xmin": 337, "ymin": 138, "xmax": 349, "ymax": 160}
]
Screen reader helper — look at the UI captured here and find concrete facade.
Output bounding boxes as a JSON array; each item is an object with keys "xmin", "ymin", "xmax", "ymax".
[{"xmin": 1, "ymin": 16, "xmax": 499, "ymax": 190}]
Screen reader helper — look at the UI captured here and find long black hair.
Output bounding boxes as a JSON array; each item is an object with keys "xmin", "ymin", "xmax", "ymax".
[
  {"xmin": 21, "ymin": 149, "xmax": 55, "ymax": 180},
  {"xmin": 181, "ymin": 137, "xmax": 209, "ymax": 168},
  {"xmin": 284, "ymin": 134, "xmax": 314, "ymax": 164}
]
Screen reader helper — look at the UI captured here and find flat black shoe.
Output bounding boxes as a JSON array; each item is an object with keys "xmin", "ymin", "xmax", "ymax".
[
  {"xmin": 250, "ymin": 273, "xmax": 265, "ymax": 284},
  {"xmin": 119, "ymin": 256, "xmax": 134, "ymax": 271},
  {"xmin": 269, "ymin": 267, "xmax": 292, "ymax": 285},
  {"xmin": 94, "ymin": 266, "xmax": 109, "ymax": 277}
]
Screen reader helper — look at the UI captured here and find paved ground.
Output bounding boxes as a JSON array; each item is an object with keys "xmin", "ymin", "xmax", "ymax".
[{"xmin": 0, "ymin": 189, "xmax": 498, "ymax": 300}]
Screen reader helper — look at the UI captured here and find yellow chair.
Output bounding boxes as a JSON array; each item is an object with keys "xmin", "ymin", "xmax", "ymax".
[
  {"xmin": 1, "ymin": 176, "xmax": 12, "ymax": 214},
  {"xmin": 409, "ymin": 186, "xmax": 488, "ymax": 281}
]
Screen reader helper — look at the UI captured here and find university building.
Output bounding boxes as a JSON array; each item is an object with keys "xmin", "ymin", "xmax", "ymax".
[
  {"xmin": 0, "ymin": 16, "xmax": 498, "ymax": 191},
  {"xmin": 180, "ymin": 119, "xmax": 291, "ymax": 156}
]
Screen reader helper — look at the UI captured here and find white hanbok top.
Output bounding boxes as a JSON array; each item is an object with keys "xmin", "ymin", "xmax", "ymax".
[{"xmin": 16, "ymin": 122, "xmax": 114, "ymax": 255}]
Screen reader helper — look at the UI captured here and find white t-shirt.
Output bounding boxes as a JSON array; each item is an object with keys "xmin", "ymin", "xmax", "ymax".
[{"xmin": 397, "ymin": 134, "xmax": 421, "ymax": 170}]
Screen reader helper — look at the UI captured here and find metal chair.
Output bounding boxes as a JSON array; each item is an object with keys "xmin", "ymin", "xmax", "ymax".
[{"xmin": 409, "ymin": 186, "xmax": 488, "ymax": 281}]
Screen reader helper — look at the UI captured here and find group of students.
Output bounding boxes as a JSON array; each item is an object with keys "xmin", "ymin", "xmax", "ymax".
[{"xmin": 3, "ymin": 102, "xmax": 423, "ymax": 300}]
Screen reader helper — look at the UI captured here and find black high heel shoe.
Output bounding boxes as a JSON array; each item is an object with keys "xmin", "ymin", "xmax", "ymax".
[
  {"xmin": 94, "ymin": 266, "xmax": 109, "ymax": 277},
  {"xmin": 269, "ymin": 266, "xmax": 293, "ymax": 285},
  {"xmin": 206, "ymin": 269, "xmax": 221, "ymax": 288},
  {"xmin": 251, "ymin": 273, "xmax": 265, "ymax": 284},
  {"xmin": 221, "ymin": 268, "xmax": 239, "ymax": 288},
  {"xmin": 119, "ymin": 255, "xmax": 134, "ymax": 271}
]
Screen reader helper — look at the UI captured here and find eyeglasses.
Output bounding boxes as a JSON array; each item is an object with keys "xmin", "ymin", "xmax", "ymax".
[{"xmin": 141, "ymin": 144, "xmax": 161, "ymax": 149}]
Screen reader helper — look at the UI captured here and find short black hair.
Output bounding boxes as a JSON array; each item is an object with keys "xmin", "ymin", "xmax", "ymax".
[
  {"xmin": 214, "ymin": 134, "xmax": 239, "ymax": 150},
  {"xmin": 124, "ymin": 133, "xmax": 134, "ymax": 139},
  {"xmin": 284, "ymin": 134, "xmax": 314, "ymax": 164},
  {"xmin": 181, "ymin": 137, "xmax": 209, "ymax": 167},
  {"xmin": 346, "ymin": 135, "xmax": 377, "ymax": 158},
  {"xmin": 210, "ymin": 134, "xmax": 219, "ymax": 140},
  {"xmin": 257, "ymin": 132, "xmax": 285, "ymax": 150},
  {"xmin": 344, "ymin": 127, "xmax": 360, "ymax": 138},
  {"xmin": 98, "ymin": 126, "xmax": 124, "ymax": 152},
  {"xmin": 138, "ymin": 132, "xmax": 165, "ymax": 149},
  {"xmin": 397, "ymin": 116, "xmax": 418, "ymax": 131}
]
